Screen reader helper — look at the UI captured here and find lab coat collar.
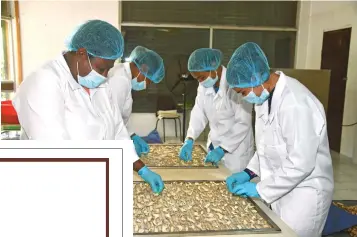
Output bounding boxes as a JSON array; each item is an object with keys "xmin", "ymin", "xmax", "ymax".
[
  {"xmin": 204, "ymin": 66, "xmax": 227, "ymax": 98},
  {"xmin": 123, "ymin": 62, "xmax": 133, "ymax": 79},
  {"xmin": 59, "ymin": 53, "xmax": 81, "ymax": 91},
  {"xmin": 59, "ymin": 52, "xmax": 108, "ymax": 91},
  {"xmin": 256, "ymin": 71, "xmax": 286, "ymax": 125},
  {"xmin": 268, "ymin": 71, "xmax": 286, "ymax": 122},
  {"xmin": 256, "ymin": 103, "xmax": 269, "ymax": 125},
  {"xmin": 123, "ymin": 62, "xmax": 134, "ymax": 90}
]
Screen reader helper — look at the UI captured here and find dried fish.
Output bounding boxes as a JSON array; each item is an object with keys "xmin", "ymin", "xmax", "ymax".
[
  {"xmin": 212, "ymin": 208, "xmax": 222, "ymax": 213},
  {"xmin": 139, "ymin": 145, "xmax": 216, "ymax": 168},
  {"xmin": 133, "ymin": 181, "xmax": 274, "ymax": 234},
  {"xmin": 187, "ymin": 217, "xmax": 195, "ymax": 223}
]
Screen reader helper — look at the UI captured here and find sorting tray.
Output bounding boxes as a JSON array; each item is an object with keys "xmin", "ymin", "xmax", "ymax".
[
  {"xmin": 133, "ymin": 180, "xmax": 281, "ymax": 236},
  {"xmin": 140, "ymin": 144, "xmax": 218, "ymax": 169}
]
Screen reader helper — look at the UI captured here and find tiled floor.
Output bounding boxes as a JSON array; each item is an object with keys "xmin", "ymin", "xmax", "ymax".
[
  {"xmin": 164, "ymin": 137, "xmax": 357, "ymax": 200},
  {"xmin": 331, "ymin": 151, "xmax": 357, "ymax": 200}
]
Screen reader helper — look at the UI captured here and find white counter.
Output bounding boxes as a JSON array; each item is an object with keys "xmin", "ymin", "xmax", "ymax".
[{"xmin": 133, "ymin": 164, "xmax": 298, "ymax": 237}]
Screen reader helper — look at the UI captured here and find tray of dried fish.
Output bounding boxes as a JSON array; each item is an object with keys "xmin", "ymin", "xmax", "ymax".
[
  {"xmin": 140, "ymin": 144, "xmax": 218, "ymax": 169},
  {"xmin": 133, "ymin": 180, "xmax": 281, "ymax": 236}
]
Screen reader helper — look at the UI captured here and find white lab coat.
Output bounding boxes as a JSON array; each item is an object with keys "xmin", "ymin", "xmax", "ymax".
[
  {"xmin": 247, "ymin": 72, "xmax": 334, "ymax": 237},
  {"xmin": 107, "ymin": 62, "xmax": 134, "ymax": 135},
  {"xmin": 186, "ymin": 66, "xmax": 254, "ymax": 173},
  {"xmin": 12, "ymin": 54, "xmax": 139, "ymax": 162}
]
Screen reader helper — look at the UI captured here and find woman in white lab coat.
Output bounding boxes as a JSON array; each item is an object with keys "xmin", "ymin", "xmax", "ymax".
[
  {"xmin": 13, "ymin": 20, "xmax": 164, "ymax": 194},
  {"xmin": 179, "ymin": 48, "xmax": 254, "ymax": 173},
  {"xmin": 225, "ymin": 42, "xmax": 334, "ymax": 237},
  {"xmin": 107, "ymin": 46, "xmax": 165, "ymax": 157}
]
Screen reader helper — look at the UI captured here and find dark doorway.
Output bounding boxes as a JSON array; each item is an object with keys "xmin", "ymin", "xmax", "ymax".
[{"xmin": 321, "ymin": 27, "xmax": 351, "ymax": 152}]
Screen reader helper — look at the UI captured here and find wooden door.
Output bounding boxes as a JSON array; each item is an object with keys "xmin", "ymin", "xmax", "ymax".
[{"xmin": 321, "ymin": 28, "xmax": 351, "ymax": 152}]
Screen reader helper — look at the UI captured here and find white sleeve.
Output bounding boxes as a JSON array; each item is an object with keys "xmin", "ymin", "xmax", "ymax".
[
  {"xmin": 114, "ymin": 91, "xmax": 134, "ymax": 136},
  {"xmin": 115, "ymin": 122, "xmax": 139, "ymax": 163},
  {"xmin": 186, "ymin": 89, "xmax": 208, "ymax": 140},
  {"xmin": 217, "ymin": 97, "xmax": 253, "ymax": 153},
  {"xmin": 257, "ymin": 105, "xmax": 322, "ymax": 204},
  {"xmin": 123, "ymin": 97, "xmax": 134, "ymax": 136},
  {"xmin": 108, "ymin": 70, "xmax": 134, "ymax": 136},
  {"xmin": 13, "ymin": 71, "xmax": 70, "ymax": 140},
  {"xmin": 111, "ymin": 90, "xmax": 139, "ymax": 163}
]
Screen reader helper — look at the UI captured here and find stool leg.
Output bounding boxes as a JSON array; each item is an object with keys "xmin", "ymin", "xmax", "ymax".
[
  {"xmin": 178, "ymin": 118, "xmax": 182, "ymax": 141},
  {"xmin": 155, "ymin": 118, "xmax": 160, "ymax": 130},
  {"xmin": 163, "ymin": 119, "xmax": 166, "ymax": 143},
  {"xmin": 174, "ymin": 119, "xmax": 177, "ymax": 137}
]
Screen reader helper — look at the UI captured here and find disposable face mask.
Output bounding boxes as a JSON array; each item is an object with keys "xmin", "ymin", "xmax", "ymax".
[
  {"xmin": 243, "ymin": 85, "xmax": 270, "ymax": 105},
  {"xmin": 201, "ymin": 71, "xmax": 218, "ymax": 88},
  {"xmin": 77, "ymin": 58, "xmax": 106, "ymax": 89},
  {"xmin": 131, "ymin": 72, "xmax": 147, "ymax": 91}
]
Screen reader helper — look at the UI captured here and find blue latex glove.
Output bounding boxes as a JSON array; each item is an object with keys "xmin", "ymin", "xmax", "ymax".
[
  {"xmin": 204, "ymin": 147, "xmax": 225, "ymax": 165},
  {"xmin": 232, "ymin": 182, "xmax": 260, "ymax": 198},
  {"xmin": 226, "ymin": 171, "xmax": 251, "ymax": 193},
  {"xmin": 132, "ymin": 134, "xmax": 150, "ymax": 157},
  {"xmin": 138, "ymin": 166, "xmax": 164, "ymax": 194},
  {"xmin": 179, "ymin": 139, "xmax": 194, "ymax": 161}
]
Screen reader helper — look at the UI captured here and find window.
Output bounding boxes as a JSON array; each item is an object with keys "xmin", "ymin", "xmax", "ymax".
[
  {"xmin": 213, "ymin": 30, "xmax": 296, "ymax": 67},
  {"xmin": 1, "ymin": 0, "xmax": 22, "ymax": 101},
  {"xmin": 122, "ymin": 1, "xmax": 297, "ymax": 27},
  {"xmin": 122, "ymin": 26, "xmax": 209, "ymax": 112},
  {"xmin": 120, "ymin": 1, "xmax": 299, "ymax": 112}
]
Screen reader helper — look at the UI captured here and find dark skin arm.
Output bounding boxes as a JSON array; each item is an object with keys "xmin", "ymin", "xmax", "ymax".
[{"xmin": 133, "ymin": 159, "xmax": 145, "ymax": 172}]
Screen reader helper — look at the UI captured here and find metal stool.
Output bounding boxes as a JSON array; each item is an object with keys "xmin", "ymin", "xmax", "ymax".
[{"xmin": 155, "ymin": 115, "xmax": 182, "ymax": 142}]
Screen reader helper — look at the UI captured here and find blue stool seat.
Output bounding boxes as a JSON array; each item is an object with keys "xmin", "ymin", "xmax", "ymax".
[
  {"xmin": 323, "ymin": 203, "xmax": 357, "ymax": 236},
  {"xmin": 141, "ymin": 129, "xmax": 163, "ymax": 144}
]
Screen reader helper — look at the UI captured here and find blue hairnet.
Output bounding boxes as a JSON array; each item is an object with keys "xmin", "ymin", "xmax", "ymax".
[
  {"xmin": 129, "ymin": 46, "xmax": 165, "ymax": 83},
  {"xmin": 226, "ymin": 42, "xmax": 270, "ymax": 88},
  {"xmin": 67, "ymin": 19, "xmax": 124, "ymax": 60},
  {"xmin": 188, "ymin": 48, "xmax": 223, "ymax": 72}
]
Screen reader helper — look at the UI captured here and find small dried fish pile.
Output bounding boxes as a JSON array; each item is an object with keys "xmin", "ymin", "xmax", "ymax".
[
  {"xmin": 334, "ymin": 202, "xmax": 357, "ymax": 237},
  {"xmin": 133, "ymin": 181, "xmax": 272, "ymax": 234},
  {"xmin": 141, "ymin": 145, "xmax": 215, "ymax": 168}
]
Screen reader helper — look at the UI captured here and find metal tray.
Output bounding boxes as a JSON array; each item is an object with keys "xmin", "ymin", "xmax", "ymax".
[
  {"xmin": 133, "ymin": 180, "xmax": 281, "ymax": 236},
  {"xmin": 141, "ymin": 144, "xmax": 218, "ymax": 169}
]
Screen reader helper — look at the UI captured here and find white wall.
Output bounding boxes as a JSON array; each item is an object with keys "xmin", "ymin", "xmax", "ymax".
[
  {"xmin": 18, "ymin": 1, "xmax": 182, "ymax": 139},
  {"xmin": 19, "ymin": 1, "xmax": 120, "ymax": 79},
  {"xmin": 294, "ymin": 0, "xmax": 311, "ymax": 69},
  {"xmin": 128, "ymin": 113, "xmax": 184, "ymax": 140},
  {"xmin": 297, "ymin": 1, "xmax": 357, "ymax": 163}
]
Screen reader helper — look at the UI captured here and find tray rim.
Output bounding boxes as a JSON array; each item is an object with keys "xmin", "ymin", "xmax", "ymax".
[
  {"xmin": 133, "ymin": 180, "xmax": 281, "ymax": 236},
  {"xmin": 142, "ymin": 144, "xmax": 219, "ymax": 169}
]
